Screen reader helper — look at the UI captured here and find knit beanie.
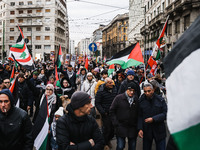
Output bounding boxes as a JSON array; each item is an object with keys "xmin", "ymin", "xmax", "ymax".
[
  {"xmin": 0, "ymin": 89, "xmax": 15, "ymax": 106},
  {"xmin": 127, "ymin": 70, "xmax": 135, "ymax": 76},
  {"xmin": 70, "ymin": 91, "xmax": 91, "ymax": 110}
]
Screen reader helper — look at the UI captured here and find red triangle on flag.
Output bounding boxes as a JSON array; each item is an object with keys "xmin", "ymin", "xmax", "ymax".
[
  {"xmin": 109, "ymin": 64, "xmax": 115, "ymax": 69},
  {"xmin": 84, "ymin": 57, "xmax": 89, "ymax": 70},
  {"xmin": 128, "ymin": 42, "xmax": 144, "ymax": 63}
]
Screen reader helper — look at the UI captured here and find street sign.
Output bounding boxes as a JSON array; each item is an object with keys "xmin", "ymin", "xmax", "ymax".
[{"xmin": 89, "ymin": 43, "xmax": 97, "ymax": 52}]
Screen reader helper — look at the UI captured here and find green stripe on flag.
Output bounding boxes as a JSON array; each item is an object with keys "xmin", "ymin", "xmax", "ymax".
[
  {"xmin": 122, "ymin": 59, "xmax": 143, "ymax": 69},
  {"xmin": 172, "ymin": 123, "xmax": 200, "ymax": 150},
  {"xmin": 106, "ymin": 60, "xmax": 125, "ymax": 67},
  {"xmin": 39, "ymin": 135, "xmax": 48, "ymax": 150},
  {"xmin": 12, "ymin": 44, "xmax": 24, "ymax": 49},
  {"xmin": 108, "ymin": 69, "xmax": 115, "ymax": 76},
  {"xmin": 156, "ymin": 50, "xmax": 161, "ymax": 60},
  {"xmin": 56, "ymin": 80, "xmax": 61, "ymax": 88}
]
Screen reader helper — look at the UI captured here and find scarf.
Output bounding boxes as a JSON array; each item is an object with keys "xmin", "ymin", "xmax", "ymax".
[
  {"xmin": 61, "ymin": 87, "xmax": 72, "ymax": 95},
  {"xmin": 67, "ymin": 70, "xmax": 74, "ymax": 79},
  {"xmin": 40, "ymin": 93, "xmax": 56, "ymax": 114},
  {"xmin": 125, "ymin": 91, "xmax": 135, "ymax": 106}
]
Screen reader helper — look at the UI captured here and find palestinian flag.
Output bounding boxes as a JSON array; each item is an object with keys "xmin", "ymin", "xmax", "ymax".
[
  {"xmin": 107, "ymin": 42, "xmax": 144, "ymax": 69},
  {"xmin": 33, "ymin": 95, "xmax": 49, "ymax": 150},
  {"xmin": 56, "ymin": 45, "xmax": 62, "ymax": 69},
  {"xmin": 10, "ymin": 66, "xmax": 15, "ymax": 83},
  {"xmin": 108, "ymin": 64, "xmax": 115, "ymax": 76},
  {"xmin": 55, "ymin": 65, "xmax": 61, "ymax": 88},
  {"xmin": 164, "ymin": 15, "xmax": 200, "ymax": 150},
  {"xmin": 84, "ymin": 57, "xmax": 89, "ymax": 71},
  {"xmin": 103, "ymin": 56, "xmax": 106, "ymax": 63},
  {"xmin": 8, "ymin": 26, "xmax": 34, "ymax": 70},
  {"xmin": 9, "ymin": 77, "xmax": 19, "ymax": 107}
]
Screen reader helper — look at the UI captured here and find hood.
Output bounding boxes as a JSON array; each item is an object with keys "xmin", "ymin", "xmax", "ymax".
[
  {"xmin": 60, "ymin": 77, "xmax": 72, "ymax": 88},
  {"xmin": 0, "ymin": 89, "xmax": 15, "ymax": 107}
]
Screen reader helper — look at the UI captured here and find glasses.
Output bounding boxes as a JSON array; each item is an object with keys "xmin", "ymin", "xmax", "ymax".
[
  {"xmin": 3, "ymin": 82, "xmax": 10, "ymax": 84},
  {"xmin": 46, "ymin": 88, "xmax": 53, "ymax": 91},
  {"xmin": 63, "ymin": 82, "xmax": 68, "ymax": 84},
  {"xmin": 0, "ymin": 100, "xmax": 9, "ymax": 104}
]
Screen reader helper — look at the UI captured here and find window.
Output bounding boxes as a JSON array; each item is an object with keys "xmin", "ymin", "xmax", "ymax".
[
  {"xmin": 28, "ymin": 10, "xmax": 32, "ymax": 13},
  {"xmin": 45, "ymin": 36, "xmax": 50, "ymax": 40},
  {"xmin": 36, "ymin": 19, "xmax": 41, "ymax": 22},
  {"xmin": 19, "ymin": 10, "xmax": 23, "ymax": 14},
  {"xmin": 36, "ymin": 36, "xmax": 41, "ymax": 40},
  {"xmin": 154, "ymin": 10, "xmax": 156, "ymax": 17},
  {"xmin": 184, "ymin": 15, "xmax": 190, "ymax": 30},
  {"xmin": 27, "ymin": 36, "xmax": 31, "ymax": 40},
  {"xmin": 19, "ymin": 2, "xmax": 24, "ymax": 5},
  {"xmin": 44, "ymin": 45, "xmax": 51, "ymax": 49},
  {"xmin": 35, "ymin": 45, "xmax": 41, "ymax": 49},
  {"xmin": 10, "ymin": 28, "xmax": 14, "ymax": 32},
  {"xmin": 45, "ymin": 27, "xmax": 50, "ymax": 31},
  {"xmin": 45, "ymin": 9, "xmax": 50, "ymax": 13},
  {"xmin": 27, "ymin": 27, "xmax": 32, "ymax": 31},
  {"xmin": 10, "ymin": 36, "xmax": 14, "ymax": 40},
  {"xmin": 168, "ymin": 23, "xmax": 172, "ymax": 35},
  {"xmin": 28, "ymin": 1, "xmax": 32, "ymax": 5},
  {"xmin": 10, "ymin": 2, "xmax": 15, "ymax": 6},
  {"xmin": 162, "ymin": 2, "xmax": 165, "ymax": 12},
  {"xmin": 46, "ymin": 0, "xmax": 51, "ymax": 1},
  {"xmin": 18, "ymin": 19, "xmax": 23, "ymax": 23},
  {"xmin": 157, "ymin": 6, "xmax": 160, "ymax": 14},
  {"xmin": 10, "ymin": 11, "xmax": 15, "ymax": 15},
  {"xmin": 36, "ymin": 27, "xmax": 41, "ymax": 31},
  {"xmin": 36, "ymin": 9, "xmax": 41, "ymax": 13},
  {"xmin": 10, "ymin": 19, "xmax": 14, "ymax": 23},
  {"xmin": 175, "ymin": 19, "xmax": 180, "ymax": 33}
]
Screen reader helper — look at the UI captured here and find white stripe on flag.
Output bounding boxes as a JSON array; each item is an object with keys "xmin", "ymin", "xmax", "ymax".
[
  {"xmin": 166, "ymin": 48, "xmax": 200, "ymax": 134},
  {"xmin": 34, "ymin": 116, "xmax": 49, "ymax": 150}
]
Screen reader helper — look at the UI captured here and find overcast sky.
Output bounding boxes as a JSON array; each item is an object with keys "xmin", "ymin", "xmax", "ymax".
[{"xmin": 67, "ymin": 0, "xmax": 129, "ymax": 46}]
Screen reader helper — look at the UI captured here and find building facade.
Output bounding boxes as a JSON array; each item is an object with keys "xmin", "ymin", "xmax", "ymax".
[
  {"xmin": 140, "ymin": 0, "xmax": 200, "ymax": 62},
  {"xmin": 69, "ymin": 39, "xmax": 75, "ymax": 55},
  {"xmin": 77, "ymin": 38, "xmax": 91, "ymax": 55},
  {"xmin": 102, "ymin": 13, "xmax": 129, "ymax": 58},
  {"xmin": 0, "ymin": 0, "xmax": 69, "ymax": 60}
]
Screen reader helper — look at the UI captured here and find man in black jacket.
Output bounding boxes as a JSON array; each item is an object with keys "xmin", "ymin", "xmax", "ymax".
[
  {"xmin": 110, "ymin": 82, "xmax": 139, "ymax": 150},
  {"xmin": 56, "ymin": 91, "xmax": 104, "ymax": 150},
  {"xmin": 118, "ymin": 70, "xmax": 141, "ymax": 98},
  {"xmin": 138, "ymin": 83, "xmax": 167, "ymax": 150},
  {"xmin": 0, "ymin": 89, "xmax": 33, "ymax": 150},
  {"xmin": 95, "ymin": 77, "xmax": 117, "ymax": 149}
]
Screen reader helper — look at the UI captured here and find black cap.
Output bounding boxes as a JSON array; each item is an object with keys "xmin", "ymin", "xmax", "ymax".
[{"xmin": 127, "ymin": 82, "xmax": 137, "ymax": 90}]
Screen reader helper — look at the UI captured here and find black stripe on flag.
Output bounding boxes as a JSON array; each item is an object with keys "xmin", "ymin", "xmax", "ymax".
[
  {"xmin": 16, "ymin": 33, "xmax": 23, "ymax": 43},
  {"xmin": 107, "ymin": 43, "xmax": 137, "ymax": 61},
  {"xmin": 164, "ymin": 15, "xmax": 200, "ymax": 78},
  {"xmin": 32, "ymin": 96, "xmax": 48, "ymax": 140}
]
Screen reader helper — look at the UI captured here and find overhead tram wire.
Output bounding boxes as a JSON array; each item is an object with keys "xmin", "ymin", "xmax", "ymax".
[{"xmin": 73, "ymin": 0, "xmax": 128, "ymax": 10}]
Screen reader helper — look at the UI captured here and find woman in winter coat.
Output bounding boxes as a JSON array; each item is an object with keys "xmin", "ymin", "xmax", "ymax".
[
  {"xmin": 76, "ymin": 68, "xmax": 87, "ymax": 91},
  {"xmin": 56, "ymin": 77, "xmax": 75, "ymax": 99},
  {"xmin": 81, "ymin": 72, "xmax": 97, "ymax": 118}
]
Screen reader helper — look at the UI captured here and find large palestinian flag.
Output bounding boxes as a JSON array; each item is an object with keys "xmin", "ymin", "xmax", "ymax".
[
  {"xmin": 9, "ymin": 26, "xmax": 34, "ymax": 70},
  {"xmin": 164, "ymin": 15, "xmax": 200, "ymax": 150},
  {"xmin": 33, "ymin": 95, "xmax": 49, "ymax": 150},
  {"xmin": 106, "ymin": 42, "xmax": 144, "ymax": 69}
]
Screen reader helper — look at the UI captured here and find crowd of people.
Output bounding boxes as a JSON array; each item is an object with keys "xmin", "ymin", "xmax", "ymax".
[{"xmin": 0, "ymin": 59, "xmax": 172, "ymax": 150}]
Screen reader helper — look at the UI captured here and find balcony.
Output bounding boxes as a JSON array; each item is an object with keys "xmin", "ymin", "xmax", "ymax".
[
  {"xmin": 57, "ymin": 24, "xmax": 65, "ymax": 31},
  {"xmin": 17, "ymin": 22, "xmax": 43, "ymax": 27},
  {"xmin": 16, "ymin": 13, "xmax": 43, "ymax": 18},
  {"xmin": 57, "ymin": 15, "xmax": 65, "ymax": 24},
  {"xmin": 16, "ymin": 4, "xmax": 44, "ymax": 9}
]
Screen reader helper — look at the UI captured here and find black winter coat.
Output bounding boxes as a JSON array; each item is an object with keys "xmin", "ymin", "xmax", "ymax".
[
  {"xmin": 110, "ymin": 93, "xmax": 139, "ymax": 138},
  {"xmin": 95, "ymin": 84, "xmax": 117, "ymax": 116},
  {"xmin": 0, "ymin": 107, "xmax": 33, "ymax": 150},
  {"xmin": 118, "ymin": 78, "xmax": 141, "ymax": 97},
  {"xmin": 138, "ymin": 93, "xmax": 167, "ymax": 141},
  {"xmin": 56, "ymin": 104, "xmax": 104, "ymax": 150}
]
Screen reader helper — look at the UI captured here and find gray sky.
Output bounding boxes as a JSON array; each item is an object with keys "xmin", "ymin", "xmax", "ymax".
[{"xmin": 67, "ymin": 0, "xmax": 129, "ymax": 46}]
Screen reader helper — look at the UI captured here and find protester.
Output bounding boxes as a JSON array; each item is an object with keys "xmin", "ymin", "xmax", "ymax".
[
  {"xmin": 110, "ymin": 82, "xmax": 139, "ymax": 150},
  {"xmin": 0, "ymin": 89, "xmax": 33, "ymax": 150},
  {"xmin": 56, "ymin": 91, "xmax": 104, "ymax": 150},
  {"xmin": 138, "ymin": 83, "xmax": 167, "ymax": 150},
  {"xmin": 2, "ymin": 78, "xmax": 11, "ymax": 89},
  {"xmin": 95, "ymin": 70, "xmax": 108, "ymax": 94},
  {"xmin": 118, "ymin": 70, "xmax": 141, "ymax": 98},
  {"xmin": 95, "ymin": 77, "xmax": 117, "ymax": 149},
  {"xmin": 76, "ymin": 68, "xmax": 87, "ymax": 91}
]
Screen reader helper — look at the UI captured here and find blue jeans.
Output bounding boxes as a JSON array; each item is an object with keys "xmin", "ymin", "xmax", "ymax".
[
  {"xmin": 116, "ymin": 137, "xmax": 136, "ymax": 150},
  {"xmin": 143, "ymin": 138, "xmax": 166, "ymax": 150}
]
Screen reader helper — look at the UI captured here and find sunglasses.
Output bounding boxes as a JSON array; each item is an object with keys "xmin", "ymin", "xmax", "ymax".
[{"xmin": 46, "ymin": 88, "xmax": 53, "ymax": 91}]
